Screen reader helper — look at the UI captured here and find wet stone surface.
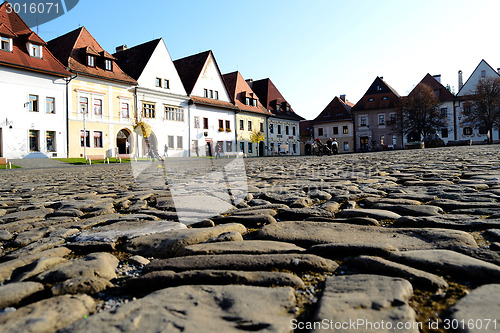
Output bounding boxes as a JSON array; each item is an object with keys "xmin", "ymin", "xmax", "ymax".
[{"xmin": 0, "ymin": 145, "xmax": 499, "ymax": 332}]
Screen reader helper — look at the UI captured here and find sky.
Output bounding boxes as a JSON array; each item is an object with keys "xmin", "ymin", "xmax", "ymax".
[{"xmin": 37, "ymin": 0, "xmax": 500, "ymax": 120}]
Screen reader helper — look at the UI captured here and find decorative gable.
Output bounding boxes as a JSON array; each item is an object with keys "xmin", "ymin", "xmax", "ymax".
[
  {"xmin": 458, "ymin": 59, "xmax": 500, "ymax": 97},
  {"xmin": 191, "ymin": 53, "xmax": 231, "ymax": 103}
]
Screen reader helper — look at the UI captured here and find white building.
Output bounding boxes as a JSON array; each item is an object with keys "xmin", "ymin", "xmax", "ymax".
[
  {"xmin": 455, "ymin": 59, "xmax": 500, "ymax": 143},
  {"xmin": 174, "ymin": 51, "xmax": 237, "ymax": 157},
  {"xmin": 0, "ymin": 3, "xmax": 70, "ymax": 159},
  {"xmin": 114, "ymin": 38, "xmax": 189, "ymax": 157}
]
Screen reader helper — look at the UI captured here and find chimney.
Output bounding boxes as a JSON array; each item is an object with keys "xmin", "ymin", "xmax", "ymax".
[
  {"xmin": 115, "ymin": 45, "xmax": 127, "ymax": 53},
  {"xmin": 497, "ymin": 68, "xmax": 500, "ymax": 74},
  {"xmin": 380, "ymin": 76, "xmax": 384, "ymax": 80},
  {"xmin": 458, "ymin": 70, "xmax": 463, "ymax": 90},
  {"xmin": 432, "ymin": 74, "xmax": 441, "ymax": 83},
  {"xmin": 340, "ymin": 94, "xmax": 346, "ymax": 102}
]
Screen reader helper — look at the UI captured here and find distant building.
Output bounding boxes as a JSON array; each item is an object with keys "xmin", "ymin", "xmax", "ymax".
[
  {"xmin": 311, "ymin": 95, "xmax": 354, "ymax": 154},
  {"xmin": 174, "ymin": 50, "xmax": 237, "ymax": 157},
  {"xmin": 223, "ymin": 71, "xmax": 272, "ymax": 157},
  {"xmin": 47, "ymin": 27, "xmax": 137, "ymax": 158},
  {"xmin": 114, "ymin": 38, "xmax": 189, "ymax": 157},
  {"xmin": 248, "ymin": 78, "xmax": 304, "ymax": 155},
  {"xmin": 0, "ymin": 2, "xmax": 70, "ymax": 158},
  {"xmin": 455, "ymin": 59, "xmax": 500, "ymax": 143},
  {"xmin": 299, "ymin": 120, "xmax": 314, "ymax": 155},
  {"xmin": 352, "ymin": 77, "xmax": 402, "ymax": 152}
]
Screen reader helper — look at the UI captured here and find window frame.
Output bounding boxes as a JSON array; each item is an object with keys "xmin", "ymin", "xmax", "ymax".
[
  {"xmin": 29, "ymin": 94, "xmax": 39, "ymax": 112},
  {"xmin": 203, "ymin": 117, "xmax": 209, "ymax": 130},
  {"xmin": 87, "ymin": 55, "xmax": 95, "ymax": 67},
  {"xmin": 29, "ymin": 129, "xmax": 39, "ymax": 152},
  {"xmin": 46, "ymin": 97, "xmax": 55, "ymax": 114},
  {"xmin": 93, "ymin": 98, "xmax": 103, "ymax": 116},
  {"xmin": 155, "ymin": 78, "xmax": 162, "ymax": 88},
  {"xmin": 46, "ymin": 131, "xmax": 56, "ymax": 152},
  {"xmin": 0, "ymin": 36, "xmax": 12, "ymax": 52},
  {"xmin": 142, "ymin": 102, "xmax": 156, "ymax": 118},
  {"xmin": 80, "ymin": 130, "xmax": 90, "ymax": 148},
  {"xmin": 93, "ymin": 131, "xmax": 103, "ymax": 148},
  {"xmin": 342, "ymin": 125, "xmax": 348, "ymax": 134}
]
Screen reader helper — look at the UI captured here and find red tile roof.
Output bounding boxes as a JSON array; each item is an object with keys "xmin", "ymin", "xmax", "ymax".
[
  {"xmin": 173, "ymin": 50, "xmax": 211, "ymax": 95},
  {"xmin": 113, "ymin": 39, "xmax": 161, "ymax": 80},
  {"xmin": 190, "ymin": 96, "xmax": 238, "ymax": 110},
  {"xmin": 312, "ymin": 96, "xmax": 353, "ymax": 124},
  {"xmin": 248, "ymin": 78, "xmax": 304, "ymax": 121},
  {"xmin": 47, "ymin": 27, "xmax": 137, "ymax": 85},
  {"xmin": 222, "ymin": 71, "xmax": 272, "ymax": 116},
  {"xmin": 413, "ymin": 73, "xmax": 455, "ymax": 102},
  {"xmin": 0, "ymin": 2, "xmax": 70, "ymax": 77},
  {"xmin": 352, "ymin": 77, "xmax": 401, "ymax": 111}
]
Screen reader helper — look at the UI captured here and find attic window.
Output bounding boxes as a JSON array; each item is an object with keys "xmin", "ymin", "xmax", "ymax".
[
  {"xmin": 382, "ymin": 96, "xmax": 388, "ymax": 100},
  {"xmin": 105, "ymin": 59, "xmax": 112, "ymax": 71},
  {"xmin": 29, "ymin": 43, "xmax": 42, "ymax": 58},
  {"xmin": 369, "ymin": 98, "xmax": 374, "ymax": 102},
  {"xmin": 87, "ymin": 55, "xmax": 95, "ymax": 67},
  {"xmin": 1, "ymin": 36, "xmax": 12, "ymax": 52},
  {"xmin": 164, "ymin": 79, "xmax": 169, "ymax": 89},
  {"xmin": 481, "ymin": 70, "xmax": 486, "ymax": 78},
  {"xmin": 156, "ymin": 78, "xmax": 162, "ymax": 87}
]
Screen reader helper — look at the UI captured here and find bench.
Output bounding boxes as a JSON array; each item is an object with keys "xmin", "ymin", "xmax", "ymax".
[
  {"xmin": 0, "ymin": 157, "xmax": 11, "ymax": 169},
  {"xmin": 86, "ymin": 155, "xmax": 109, "ymax": 165},
  {"xmin": 116, "ymin": 154, "xmax": 137, "ymax": 163}
]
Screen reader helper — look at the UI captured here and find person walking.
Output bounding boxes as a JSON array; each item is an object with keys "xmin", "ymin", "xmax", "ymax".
[
  {"xmin": 215, "ymin": 143, "xmax": 222, "ymax": 159},
  {"xmin": 164, "ymin": 144, "xmax": 168, "ymax": 158}
]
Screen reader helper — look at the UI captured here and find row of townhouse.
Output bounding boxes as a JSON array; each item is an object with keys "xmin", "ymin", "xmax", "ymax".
[
  {"xmin": 305, "ymin": 60, "xmax": 500, "ymax": 153},
  {"xmin": 0, "ymin": 3, "xmax": 303, "ymax": 159}
]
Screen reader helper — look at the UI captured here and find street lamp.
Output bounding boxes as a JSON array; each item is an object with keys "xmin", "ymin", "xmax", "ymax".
[{"xmin": 81, "ymin": 104, "xmax": 88, "ymax": 159}]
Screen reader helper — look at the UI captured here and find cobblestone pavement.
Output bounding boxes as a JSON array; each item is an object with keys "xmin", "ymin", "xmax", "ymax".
[{"xmin": 1, "ymin": 145, "xmax": 500, "ymax": 332}]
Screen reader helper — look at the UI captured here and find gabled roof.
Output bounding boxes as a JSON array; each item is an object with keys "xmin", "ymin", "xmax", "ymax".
[
  {"xmin": 248, "ymin": 78, "xmax": 304, "ymax": 121},
  {"xmin": 312, "ymin": 96, "xmax": 353, "ymax": 124},
  {"xmin": 411, "ymin": 73, "xmax": 455, "ymax": 102},
  {"xmin": 47, "ymin": 26, "xmax": 137, "ymax": 84},
  {"xmin": 173, "ymin": 50, "xmax": 211, "ymax": 94},
  {"xmin": 0, "ymin": 2, "xmax": 70, "ymax": 77},
  {"xmin": 190, "ymin": 96, "xmax": 237, "ymax": 110},
  {"xmin": 457, "ymin": 59, "xmax": 500, "ymax": 97},
  {"xmin": 352, "ymin": 76, "xmax": 401, "ymax": 111},
  {"xmin": 222, "ymin": 71, "xmax": 271, "ymax": 116},
  {"xmin": 113, "ymin": 38, "xmax": 162, "ymax": 80}
]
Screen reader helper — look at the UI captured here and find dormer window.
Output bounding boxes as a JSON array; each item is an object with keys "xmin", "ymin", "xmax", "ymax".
[
  {"xmin": 1, "ymin": 36, "xmax": 12, "ymax": 52},
  {"xmin": 164, "ymin": 79, "xmax": 170, "ymax": 89},
  {"xmin": 245, "ymin": 97, "xmax": 250, "ymax": 105},
  {"xmin": 105, "ymin": 59, "xmax": 112, "ymax": 71},
  {"xmin": 28, "ymin": 43, "xmax": 42, "ymax": 58},
  {"xmin": 87, "ymin": 55, "xmax": 95, "ymax": 67}
]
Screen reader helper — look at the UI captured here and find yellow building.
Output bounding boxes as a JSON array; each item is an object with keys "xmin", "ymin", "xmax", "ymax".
[
  {"xmin": 47, "ymin": 27, "xmax": 137, "ymax": 158},
  {"xmin": 223, "ymin": 71, "xmax": 271, "ymax": 156}
]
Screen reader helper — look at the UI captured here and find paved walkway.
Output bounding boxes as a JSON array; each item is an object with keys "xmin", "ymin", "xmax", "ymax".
[{"xmin": 9, "ymin": 158, "xmax": 74, "ymax": 169}]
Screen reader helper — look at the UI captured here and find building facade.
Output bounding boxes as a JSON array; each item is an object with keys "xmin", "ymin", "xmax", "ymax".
[
  {"xmin": 47, "ymin": 27, "xmax": 137, "ymax": 158},
  {"xmin": 311, "ymin": 95, "xmax": 354, "ymax": 154},
  {"xmin": 114, "ymin": 38, "xmax": 189, "ymax": 157},
  {"xmin": 352, "ymin": 77, "xmax": 402, "ymax": 152},
  {"xmin": 0, "ymin": 3, "xmax": 70, "ymax": 158}
]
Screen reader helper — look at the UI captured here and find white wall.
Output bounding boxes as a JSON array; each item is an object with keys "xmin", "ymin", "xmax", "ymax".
[
  {"xmin": 191, "ymin": 54, "xmax": 231, "ymax": 103},
  {"xmin": 268, "ymin": 118, "xmax": 300, "ymax": 155},
  {"xmin": 0, "ymin": 66, "xmax": 67, "ymax": 158}
]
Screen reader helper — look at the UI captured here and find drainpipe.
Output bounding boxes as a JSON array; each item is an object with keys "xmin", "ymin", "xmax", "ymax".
[
  {"xmin": 134, "ymin": 87, "xmax": 138, "ymax": 158},
  {"xmin": 187, "ymin": 98, "xmax": 191, "ymax": 157},
  {"xmin": 65, "ymin": 72, "xmax": 78, "ymax": 158}
]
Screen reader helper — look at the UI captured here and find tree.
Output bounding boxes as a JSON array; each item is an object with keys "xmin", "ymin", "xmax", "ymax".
[
  {"xmin": 465, "ymin": 77, "xmax": 500, "ymax": 144},
  {"xmin": 388, "ymin": 83, "xmax": 444, "ymax": 141}
]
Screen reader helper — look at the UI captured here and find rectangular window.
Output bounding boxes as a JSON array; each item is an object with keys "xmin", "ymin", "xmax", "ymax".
[
  {"xmin": 343, "ymin": 126, "xmax": 348, "ymax": 134},
  {"xmin": 215, "ymin": 91, "xmax": 219, "ymax": 100},
  {"xmin": 261, "ymin": 123, "xmax": 265, "ymax": 133},
  {"xmin": 481, "ymin": 70, "xmax": 486, "ymax": 78},
  {"xmin": 248, "ymin": 142, "xmax": 253, "ymax": 153},
  {"xmin": 203, "ymin": 117, "xmax": 209, "ymax": 129},
  {"xmin": 210, "ymin": 90, "xmax": 214, "ymax": 99},
  {"xmin": 285, "ymin": 126, "xmax": 289, "ymax": 135},
  {"xmin": 248, "ymin": 120, "xmax": 252, "ymax": 131},
  {"xmin": 392, "ymin": 135, "xmax": 397, "ymax": 145},
  {"xmin": 164, "ymin": 79, "xmax": 170, "ymax": 89},
  {"xmin": 0, "ymin": 36, "xmax": 11, "ymax": 51},
  {"xmin": 292, "ymin": 126, "xmax": 296, "ymax": 136},
  {"xmin": 168, "ymin": 135, "xmax": 174, "ymax": 148},
  {"xmin": 217, "ymin": 141, "xmax": 224, "ymax": 153},
  {"xmin": 226, "ymin": 141, "xmax": 232, "ymax": 152},
  {"xmin": 240, "ymin": 119, "xmax": 244, "ymax": 131},
  {"xmin": 105, "ymin": 59, "xmax": 112, "ymax": 71},
  {"xmin": 333, "ymin": 127, "xmax": 339, "ymax": 135},
  {"xmin": 165, "ymin": 107, "xmax": 175, "ymax": 121},
  {"xmin": 270, "ymin": 142, "xmax": 274, "ymax": 151},
  {"xmin": 269, "ymin": 124, "xmax": 274, "ymax": 134},
  {"xmin": 463, "ymin": 127, "xmax": 473, "ymax": 135},
  {"xmin": 142, "ymin": 103, "xmax": 155, "ymax": 118},
  {"xmin": 378, "ymin": 114, "xmax": 385, "ymax": 125},
  {"xmin": 177, "ymin": 136, "xmax": 183, "ymax": 149},
  {"xmin": 240, "ymin": 142, "xmax": 245, "ymax": 153},
  {"xmin": 318, "ymin": 128, "xmax": 324, "ymax": 136},
  {"xmin": 79, "ymin": 97, "xmax": 88, "ymax": 114},
  {"xmin": 204, "ymin": 89, "xmax": 208, "ymax": 98},
  {"xmin": 225, "ymin": 120, "xmax": 230, "ymax": 130},
  {"xmin": 343, "ymin": 141, "xmax": 349, "ymax": 151},
  {"xmin": 191, "ymin": 140, "xmax": 198, "ymax": 154},
  {"xmin": 80, "ymin": 130, "xmax": 90, "ymax": 147},
  {"xmin": 390, "ymin": 113, "xmax": 396, "ymax": 122},
  {"xmin": 156, "ymin": 78, "xmax": 162, "ymax": 87},
  {"xmin": 277, "ymin": 124, "xmax": 282, "ymax": 135},
  {"xmin": 121, "ymin": 102, "xmax": 129, "ymax": 118},
  {"xmin": 94, "ymin": 131, "xmax": 103, "ymax": 148},
  {"xmin": 252, "ymin": 99, "xmax": 257, "ymax": 107},
  {"xmin": 29, "ymin": 130, "xmax": 39, "ymax": 151},
  {"xmin": 30, "ymin": 44, "xmax": 41, "ymax": 58},
  {"xmin": 440, "ymin": 108, "xmax": 448, "ymax": 118},
  {"xmin": 380, "ymin": 135, "xmax": 385, "ymax": 146},
  {"xmin": 29, "ymin": 95, "xmax": 38, "ymax": 112},
  {"xmin": 441, "ymin": 128, "xmax": 449, "ymax": 138},
  {"xmin": 245, "ymin": 97, "xmax": 250, "ymax": 105},
  {"xmin": 218, "ymin": 119, "xmax": 224, "ymax": 130},
  {"xmin": 293, "ymin": 144, "xmax": 297, "ymax": 154},
  {"xmin": 360, "ymin": 116, "xmax": 367, "ymax": 126},
  {"xmin": 93, "ymin": 99, "xmax": 102, "ymax": 115},
  {"xmin": 46, "ymin": 97, "xmax": 55, "ymax": 114},
  {"xmin": 175, "ymin": 108, "xmax": 184, "ymax": 122},
  {"xmin": 87, "ymin": 55, "xmax": 95, "ymax": 67},
  {"xmin": 46, "ymin": 131, "xmax": 55, "ymax": 152},
  {"xmin": 194, "ymin": 116, "xmax": 200, "ymax": 129}
]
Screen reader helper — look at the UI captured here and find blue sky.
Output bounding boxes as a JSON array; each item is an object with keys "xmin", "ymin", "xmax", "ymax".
[{"xmin": 38, "ymin": 0, "xmax": 500, "ymax": 120}]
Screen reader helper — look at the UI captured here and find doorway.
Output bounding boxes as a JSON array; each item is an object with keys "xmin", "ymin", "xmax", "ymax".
[
  {"xmin": 360, "ymin": 136, "xmax": 369, "ymax": 151},
  {"xmin": 259, "ymin": 141, "xmax": 264, "ymax": 156},
  {"xmin": 205, "ymin": 139, "xmax": 212, "ymax": 157},
  {"xmin": 116, "ymin": 129, "xmax": 132, "ymax": 154},
  {"xmin": 305, "ymin": 143, "xmax": 311, "ymax": 155}
]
